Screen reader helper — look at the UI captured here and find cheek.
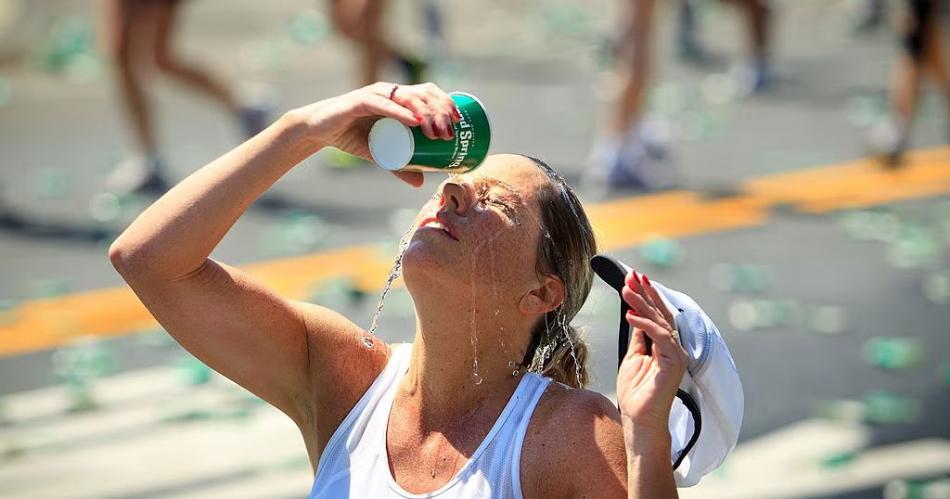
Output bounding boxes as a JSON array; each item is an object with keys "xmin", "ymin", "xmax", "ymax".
[{"xmin": 472, "ymin": 226, "xmax": 538, "ymax": 278}]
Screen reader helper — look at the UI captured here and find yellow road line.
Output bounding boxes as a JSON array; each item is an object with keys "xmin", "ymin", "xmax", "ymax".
[
  {"xmin": 1, "ymin": 147, "xmax": 948, "ymax": 357},
  {"xmin": 742, "ymin": 148, "xmax": 950, "ymax": 213}
]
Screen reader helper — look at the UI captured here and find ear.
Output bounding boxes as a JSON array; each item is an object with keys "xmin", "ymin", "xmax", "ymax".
[{"xmin": 518, "ymin": 275, "xmax": 565, "ymax": 316}]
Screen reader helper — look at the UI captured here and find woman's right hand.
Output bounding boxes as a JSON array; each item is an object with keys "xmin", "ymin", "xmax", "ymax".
[{"xmin": 288, "ymin": 82, "xmax": 461, "ymax": 187}]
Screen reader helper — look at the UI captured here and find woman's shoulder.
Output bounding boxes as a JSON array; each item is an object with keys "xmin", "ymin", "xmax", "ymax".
[
  {"xmin": 519, "ymin": 383, "xmax": 627, "ymax": 498},
  {"xmin": 535, "ymin": 382, "xmax": 620, "ymax": 421},
  {"xmin": 292, "ymin": 301, "xmax": 394, "ymax": 450}
]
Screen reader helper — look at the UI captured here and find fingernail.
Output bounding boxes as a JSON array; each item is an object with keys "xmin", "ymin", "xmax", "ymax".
[
  {"xmin": 453, "ymin": 107, "xmax": 461, "ymax": 119},
  {"xmin": 447, "ymin": 126, "xmax": 455, "ymax": 138},
  {"xmin": 641, "ymin": 274, "xmax": 650, "ymax": 286},
  {"xmin": 413, "ymin": 113, "xmax": 424, "ymax": 123}
]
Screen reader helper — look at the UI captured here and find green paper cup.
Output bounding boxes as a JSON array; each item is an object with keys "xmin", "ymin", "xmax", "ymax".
[{"xmin": 368, "ymin": 92, "xmax": 491, "ymax": 173}]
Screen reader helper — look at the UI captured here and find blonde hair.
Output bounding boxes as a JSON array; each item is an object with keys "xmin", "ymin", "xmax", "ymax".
[{"xmin": 519, "ymin": 156, "xmax": 597, "ymax": 389}]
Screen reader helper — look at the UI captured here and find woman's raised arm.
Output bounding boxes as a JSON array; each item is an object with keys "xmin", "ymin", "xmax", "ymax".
[
  {"xmin": 617, "ymin": 271, "xmax": 688, "ymax": 499},
  {"xmin": 108, "ymin": 83, "xmax": 457, "ymax": 437}
]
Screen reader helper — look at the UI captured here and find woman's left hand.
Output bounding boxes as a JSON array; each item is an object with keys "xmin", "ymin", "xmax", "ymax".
[{"xmin": 616, "ymin": 271, "xmax": 689, "ymax": 445}]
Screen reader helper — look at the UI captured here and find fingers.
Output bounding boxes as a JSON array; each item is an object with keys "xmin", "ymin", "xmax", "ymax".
[
  {"xmin": 626, "ymin": 270, "xmax": 657, "ymax": 310},
  {"xmin": 640, "ymin": 274, "xmax": 676, "ymax": 328},
  {"xmin": 424, "ymin": 85, "xmax": 460, "ymax": 140},
  {"xmin": 626, "ymin": 312, "xmax": 688, "ymax": 366},
  {"xmin": 623, "ymin": 270, "xmax": 675, "ymax": 331},
  {"xmin": 389, "ymin": 82, "xmax": 460, "ymax": 141},
  {"xmin": 391, "ymin": 170, "xmax": 425, "ymax": 188},
  {"xmin": 622, "ymin": 284, "xmax": 665, "ymax": 327},
  {"xmin": 395, "ymin": 93, "xmax": 437, "ymax": 138},
  {"xmin": 624, "ymin": 325, "xmax": 649, "ymax": 360},
  {"xmin": 359, "ymin": 93, "xmax": 419, "ymax": 128}
]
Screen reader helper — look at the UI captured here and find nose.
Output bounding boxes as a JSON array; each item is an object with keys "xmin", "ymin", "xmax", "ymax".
[{"xmin": 440, "ymin": 180, "xmax": 471, "ymax": 215}]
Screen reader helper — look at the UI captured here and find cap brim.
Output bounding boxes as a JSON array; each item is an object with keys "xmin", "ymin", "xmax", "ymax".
[
  {"xmin": 589, "ymin": 254, "xmax": 642, "ymax": 367},
  {"xmin": 590, "ymin": 254, "xmax": 629, "ymax": 292}
]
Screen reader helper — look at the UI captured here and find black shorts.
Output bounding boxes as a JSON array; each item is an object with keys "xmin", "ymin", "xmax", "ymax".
[{"xmin": 903, "ymin": 0, "xmax": 940, "ymax": 60}]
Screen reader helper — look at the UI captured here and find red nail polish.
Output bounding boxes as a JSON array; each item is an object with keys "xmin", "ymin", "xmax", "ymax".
[
  {"xmin": 413, "ymin": 113, "xmax": 423, "ymax": 123},
  {"xmin": 628, "ymin": 271, "xmax": 638, "ymax": 284},
  {"xmin": 453, "ymin": 107, "xmax": 461, "ymax": 119},
  {"xmin": 642, "ymin": 274, "xmax": 650, "ymax": 286}
]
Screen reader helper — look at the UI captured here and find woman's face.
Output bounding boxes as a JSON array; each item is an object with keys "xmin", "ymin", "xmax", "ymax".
[{"xmin": 401, "ymin": 154, "xmax": 552, "ymax": 307}]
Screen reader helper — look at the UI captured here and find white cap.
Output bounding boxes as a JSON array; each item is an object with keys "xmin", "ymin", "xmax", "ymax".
[{"xmin": 590, "ymin": 255, "xmax": 744, "ymax": 487}]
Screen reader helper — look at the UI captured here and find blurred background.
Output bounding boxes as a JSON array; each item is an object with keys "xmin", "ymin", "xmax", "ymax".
[{"xmin": 0, "ymin": 0, "xmax": 949, "ymax": 497}]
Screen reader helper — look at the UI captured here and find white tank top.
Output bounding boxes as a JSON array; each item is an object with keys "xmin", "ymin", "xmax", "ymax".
[{"xmin": 309, "ymin": 343, "xmax": 552, "ymax": 499}]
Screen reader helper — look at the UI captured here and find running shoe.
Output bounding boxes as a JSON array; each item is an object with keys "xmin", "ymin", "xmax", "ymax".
[
  {"xmin": 106, "ymin": 155, "xmax": 171, "ymax": 195},
  {"xmin": 238, "ymin": 105, "xmax": 271, "ymax": 139},
  {"xmin": 398, "ymin": 55, "xmax": 428, "ymax": 85},
  {"xmin": 590, "ymin": 138, "xmax": 675, "ymax": 191},
  {"xmin": 869, "ymin": 116, "xmax": 908, "ymax": 168}
]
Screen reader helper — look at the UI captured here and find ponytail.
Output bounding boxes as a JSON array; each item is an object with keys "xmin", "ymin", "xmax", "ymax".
[{"xmin": 523, "ymin": 312, "xmax": 590, "ymax": 389}]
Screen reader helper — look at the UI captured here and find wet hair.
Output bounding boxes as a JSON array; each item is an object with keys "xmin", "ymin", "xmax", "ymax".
[{"xmin": 518, "ymin": 156, "xmax": 598, "ymax": 389}]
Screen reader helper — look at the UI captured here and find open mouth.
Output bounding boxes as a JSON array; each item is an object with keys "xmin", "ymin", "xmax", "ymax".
[{"xmin": 417, "ymin": 216, "xmax": 459, "ymax": 241}]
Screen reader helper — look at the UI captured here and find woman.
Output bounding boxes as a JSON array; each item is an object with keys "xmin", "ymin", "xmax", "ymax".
[
  {"xmin": 109, "ymin": 82, "xmax": 688, "ymax": 498},
  {"xmin": 872, "ymin": 0, "xmax": 949, "ymax": 166}
]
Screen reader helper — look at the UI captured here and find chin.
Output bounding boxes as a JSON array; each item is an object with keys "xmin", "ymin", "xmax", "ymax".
[{"xmin": 401, "ymin": 237, "xmax": 464, "ymax": 293}]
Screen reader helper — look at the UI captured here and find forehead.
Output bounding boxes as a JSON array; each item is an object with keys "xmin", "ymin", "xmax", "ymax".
[{"xmin": 466, "ymin": 154, "xmax": 550, "ymax": 197}]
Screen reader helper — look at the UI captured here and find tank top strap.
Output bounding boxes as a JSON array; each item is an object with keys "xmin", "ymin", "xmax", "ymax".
[
  {"xmin": 312, "ymin": 343, "xmax": 412, "ymax": 481},
  {"xmin": 503, "ymin": 373, "xmax": 551, "ymax": 499}
]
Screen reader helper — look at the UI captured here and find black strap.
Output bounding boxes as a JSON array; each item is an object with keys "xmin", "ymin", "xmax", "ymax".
[{"xmin": 672, "ymin": 389, "xmax": 702, "ymax": 470}]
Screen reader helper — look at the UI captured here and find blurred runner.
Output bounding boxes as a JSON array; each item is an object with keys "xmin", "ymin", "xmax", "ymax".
[
  {"xmin": 871, "ymin": 0, "xmax": 949, "ymax": 166},
  {"xmin": 102, "ymin": 0, "xmax": 269, "ymax": 194},
  {"xmin": 590, "ymin": 0, "xmax": 772, "ymax": 191},
  {"xmin": 321, "ymin": 0, "xmax": 430, "ymax": 169},
  {"xmin": 329, "ymin": 0, "xmax": 428, "ymax": 86}
]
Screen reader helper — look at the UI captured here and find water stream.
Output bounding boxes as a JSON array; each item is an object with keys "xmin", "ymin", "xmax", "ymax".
[{"xmin": 367, "ymin": 225, "xmax": 414, "ymax": 336}]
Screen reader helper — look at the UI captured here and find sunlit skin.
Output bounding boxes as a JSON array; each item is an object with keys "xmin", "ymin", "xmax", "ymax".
[
  {"xmin": 109, "ymin": 83, "xmax": 685, "ymax": 498},
  {"xmin": 402, "ymin": 156, "xmax": 555, "ymax": 370}
]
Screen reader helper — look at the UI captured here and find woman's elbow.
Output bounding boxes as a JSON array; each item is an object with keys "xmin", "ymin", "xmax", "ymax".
[{"xmin": 108, "ymin": 236, "xmax": 152, "ymax": 277}]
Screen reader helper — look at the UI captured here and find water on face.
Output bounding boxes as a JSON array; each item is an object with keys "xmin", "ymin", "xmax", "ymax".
[
  {"xmin": 369, "ymin": 178, "xmax": 585, "ymax": 388},
  {"xmin": 520, "ymin": 206, "xmax": 584, "ymax": 388},
  {"xmin": 468, "ymin": 204, "xmax": 511, "ymax": 386}
]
